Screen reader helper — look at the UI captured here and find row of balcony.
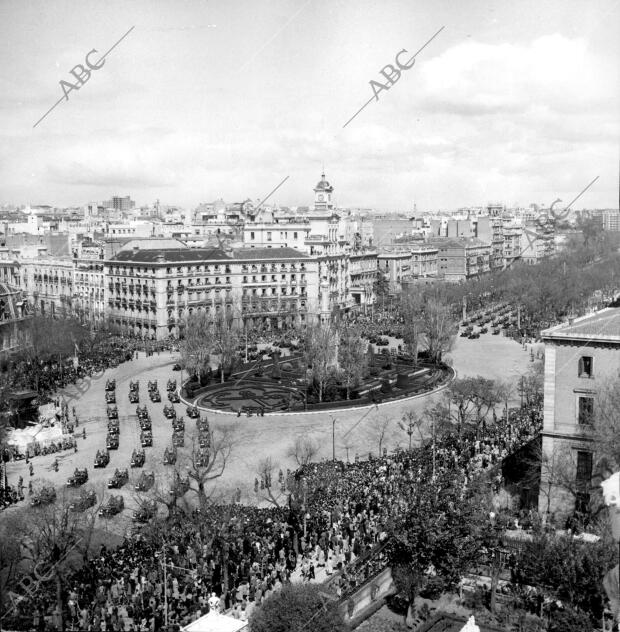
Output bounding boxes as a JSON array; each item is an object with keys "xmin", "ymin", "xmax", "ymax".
[
  {"xmin": 34, "ymin": 275, "xmax": 72, "ymax": 285},
  {"xmin": 241, "ymin": 264, "xmax": 306, "ymax": 273}
]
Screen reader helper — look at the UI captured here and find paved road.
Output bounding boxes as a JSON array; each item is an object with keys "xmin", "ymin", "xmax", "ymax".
[{"xmin": 4, "ymin": 333, "xmax": 537, "ymax": 529}]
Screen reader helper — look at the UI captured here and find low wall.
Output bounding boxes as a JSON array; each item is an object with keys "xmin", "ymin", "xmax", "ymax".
[{"xmin": 338, "ymin": 566, "xmax": 397, "ymax": 628}]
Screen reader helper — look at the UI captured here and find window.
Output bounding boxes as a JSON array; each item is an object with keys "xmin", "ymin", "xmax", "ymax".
[
  {"xmin": 267, "ymin": 232, "xmax": 272, "ymax": 242},
  {"xmin": 575, "ymin": 451, "xmax": 593, "ymax": 484},
  {"xmin": 250, "ymin": 232, "xmax": 255, "ymax": 240},
  {"xmin": 578, "ymin": 356, "xmax": 593, "ymax": 378},
  {"xmin": 294, "ymin": 232, "xmax": 298, "ymax": 239},
  {"xmin": 578, "ymin": 396, "xmax": 594, "ymax": 425}
]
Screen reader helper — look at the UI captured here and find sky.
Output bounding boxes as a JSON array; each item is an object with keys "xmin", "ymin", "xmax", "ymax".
[{"xmin": 0, "ymin": 0, "xmax": 618, "ymax": 212}]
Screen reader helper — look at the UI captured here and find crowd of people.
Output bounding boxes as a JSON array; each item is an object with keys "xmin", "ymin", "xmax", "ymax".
[{"xmin": 2, "ymin": 394, "xmax": 543, "ymax": 631}]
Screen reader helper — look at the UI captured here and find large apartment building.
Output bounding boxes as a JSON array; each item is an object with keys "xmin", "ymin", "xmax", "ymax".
[
  {"xmin": 539, "ymin": 308, "xmax": 620, "ymax": 522},
  {"xmin": 0, "ymin": 281, "xmax": 30, "ymax": 365},
  {"xmin": 431, "ymin": 238, "xmax": 491, "ymax": 282},
  {"xmin": 104, "ymin": 245, "xmax": 320, "ymax": 339}
]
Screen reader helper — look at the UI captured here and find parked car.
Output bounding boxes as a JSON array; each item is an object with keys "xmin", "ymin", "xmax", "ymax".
[
  {"xmin": 150, "ymin": 390, "xmax": 161, "ymax": 403},
  {"xmin": 140, "ymin": 431, "xmax": 153, "ymax": 448},
  {"xmin": 105, "ymin": 379, "xmax": 116, "ymax": 391},
  {"xmin": 129, "ymin": 380, "xmax": 139, "ymax": 392},
  {"xmin": 129, "ymin": 391, "xmax": 139, "ymax": 404},
  {"xmin": 167, "ymin": 379, "xmax": 177, "ymax": 391},
  {"xmin": 107, "ymin": 405, "xmax": 118, "ymax": 420},
  {"xmin": 147, "ymin": 380, "xmax": 158, "ymax": 392},
  {"xmin": 168, "ymin": 391, "xmax": 180, "ymax": 403},
  {"xmin": 172, "ymin": 417, "xmax": 185, "ymax": 432}
]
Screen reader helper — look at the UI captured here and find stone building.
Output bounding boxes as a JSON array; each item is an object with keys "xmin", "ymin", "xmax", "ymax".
[{"xmin": 539, "ymin": 308, "xmax": 620, "ymax": 521}]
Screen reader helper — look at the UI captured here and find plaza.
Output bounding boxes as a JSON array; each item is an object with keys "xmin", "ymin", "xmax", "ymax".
[{"xmin": 4, "ymin": 332, "xmax": 535, "ymax": 528}]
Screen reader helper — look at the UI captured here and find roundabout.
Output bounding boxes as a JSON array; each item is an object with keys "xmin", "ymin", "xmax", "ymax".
[
  {"xmin": 196, "ymin": 380, "xmax": 305, "ymax": 413},
  {"xmin": 186, "ymin": 352, "xmax": 455, "ymax": 415}
]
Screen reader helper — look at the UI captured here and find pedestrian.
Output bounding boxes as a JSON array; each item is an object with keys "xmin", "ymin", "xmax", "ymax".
[
  {"xmin": 83, "ymin": 428, "xmax": 87, "ymax": 440},
  {"xmin": 29, "ymin": 463, "xmax": 34, "ymax": 477}
]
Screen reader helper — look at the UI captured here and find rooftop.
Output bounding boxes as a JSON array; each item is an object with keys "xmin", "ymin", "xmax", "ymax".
[
  {"xmin": 109, "ymin": 246, "xmax": 309, "ymax": 264},
  {"xmin": 231, "ymin": 247, "xmax": 308, "ymax": 260},
  {"xmin": 110, "ymin": 247, "xmax": 230, "ymax": 263},
  {"xmin": 428, "ymin": 237, "xmax": 491, "ymax": 249},
  {"xmin": 542, "ymin": 307, "xmax": 620, "ymax": 343}
]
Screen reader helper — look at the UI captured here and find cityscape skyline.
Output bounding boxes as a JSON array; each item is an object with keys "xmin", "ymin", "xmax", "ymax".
[{"xmin": 0, "ymin": 0, "xmax": 618, "ymax": 211}]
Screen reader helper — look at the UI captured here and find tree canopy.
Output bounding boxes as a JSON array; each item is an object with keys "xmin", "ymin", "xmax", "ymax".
[{"xmin": 249, "ymin": 583, "xmax": 347, "ymax": 632}]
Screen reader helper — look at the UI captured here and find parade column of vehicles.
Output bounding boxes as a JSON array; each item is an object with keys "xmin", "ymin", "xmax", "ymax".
[{"xmin": 27, "ymin": 370, "xmax": 211, "ymax": 521}]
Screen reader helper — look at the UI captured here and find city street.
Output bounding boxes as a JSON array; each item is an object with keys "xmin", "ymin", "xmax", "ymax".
[{"xmin": 5, "ymin": 333, "xmax": 536, "ymax": 528}]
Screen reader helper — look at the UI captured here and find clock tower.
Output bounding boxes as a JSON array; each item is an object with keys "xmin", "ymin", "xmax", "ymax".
[{"xmin": 313, "ymin": 172, "xmax": 334, "ymax": 211}]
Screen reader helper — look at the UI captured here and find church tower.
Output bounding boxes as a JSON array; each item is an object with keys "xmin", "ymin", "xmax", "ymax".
[{"xmin": 313, "ymin": 172, "xmax": 334, "ymax": 211}]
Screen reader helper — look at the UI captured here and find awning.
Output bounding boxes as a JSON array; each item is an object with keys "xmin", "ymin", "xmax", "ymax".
[{"xmin": 182, "ymin": 611, "xmax": 248, "ymax": 632}]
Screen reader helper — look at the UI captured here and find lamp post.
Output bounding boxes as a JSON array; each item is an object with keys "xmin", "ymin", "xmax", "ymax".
[{"xmin": 330, "ymin": 415, "xmax": 336, "ymax": 461}]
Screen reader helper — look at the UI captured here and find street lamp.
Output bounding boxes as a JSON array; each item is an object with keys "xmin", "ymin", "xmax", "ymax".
[{"xmin": 330, "ymin": 414, "xmax": 336, "ymax": 461}]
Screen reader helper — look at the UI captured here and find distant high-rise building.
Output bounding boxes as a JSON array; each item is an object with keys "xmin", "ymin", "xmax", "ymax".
[{"xmin": 103, "ymin": 196, "xmax": 135, "ymax": 212}]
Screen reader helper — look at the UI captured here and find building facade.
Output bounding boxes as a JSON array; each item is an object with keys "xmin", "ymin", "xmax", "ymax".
[
  {"xmin": 539, "ymin": 308, "xmax": 620, "ymax": 521},
  {"xmin": 431, "ymin": 238, "xmax": 491, "ymax": 282},
  {"xmin": 104, "ymin": 246, "xmax": 320, "ymax": 339},
  {"xmin": 18, "ymin": 257, "xmax": 75, "ymax": 317},
  {"xmin": 0, "ymin": 281, "xmax": 31, "ymax": 366},
  {"xmin": 349, "ymin": 251, "xmax": 378, "ymax": 309}
]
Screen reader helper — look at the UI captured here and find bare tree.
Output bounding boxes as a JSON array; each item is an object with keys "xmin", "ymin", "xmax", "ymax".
[
  {"xmin": 591, "ymin": 376, "xmax": 620, "ymax": 474},
  {"xmin": 517, "ymin": 360, "xmax": 544, "ymax": 408},
  {"xmin": 399, "ymin": 294, "xmax": 421, "ymax": 363},
  {"xmin": 179, "ymin": 312, "xmax": 213, "ymax": 380},
  {"xmin": 0, "ymin": 511, "xmax": 27, "ymax": 624},
  {"xmin": 212, "ymin": 311, "xmax": 240, "ymax": 383},
  {"xmin": 337, "ymin": 325, "xmax": 367, "ymax": 399},
  {"xmin": 17, "ymin": 483, "xmax": 99, "ymax": 631},
  {"xmin": 287, "ymin": 434, "xmax": 320, "ymax": 466},
  {"xmin": 375, "ymin": 413, "xmax": 392, "ymax": 457},
  {"xmin": 536, "ymin": 441, "xmax": 584, "ymax": 523},
  {"xmin": 184, "ymin": 425, "xmax": 237, "ymax": 509},
  {"xmin": 398, "ymin": 410, "xmax": 424, "ymax": 451},
  {"xmin": 304, "ymin": 323, "xmax": 338, "ymax": 403},
  {"xmin": 417, "ymin": 291, "xmax": 458, "ymax": 363},
  {"xmin": 255, "ymin": 457, "xmax": 287, "ymax": 507}
]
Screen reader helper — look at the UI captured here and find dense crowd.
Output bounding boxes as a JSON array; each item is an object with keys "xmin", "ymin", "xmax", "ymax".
[{"xmin": 2, "ymin": 396, "xmax": 542, "ymax": 631}]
